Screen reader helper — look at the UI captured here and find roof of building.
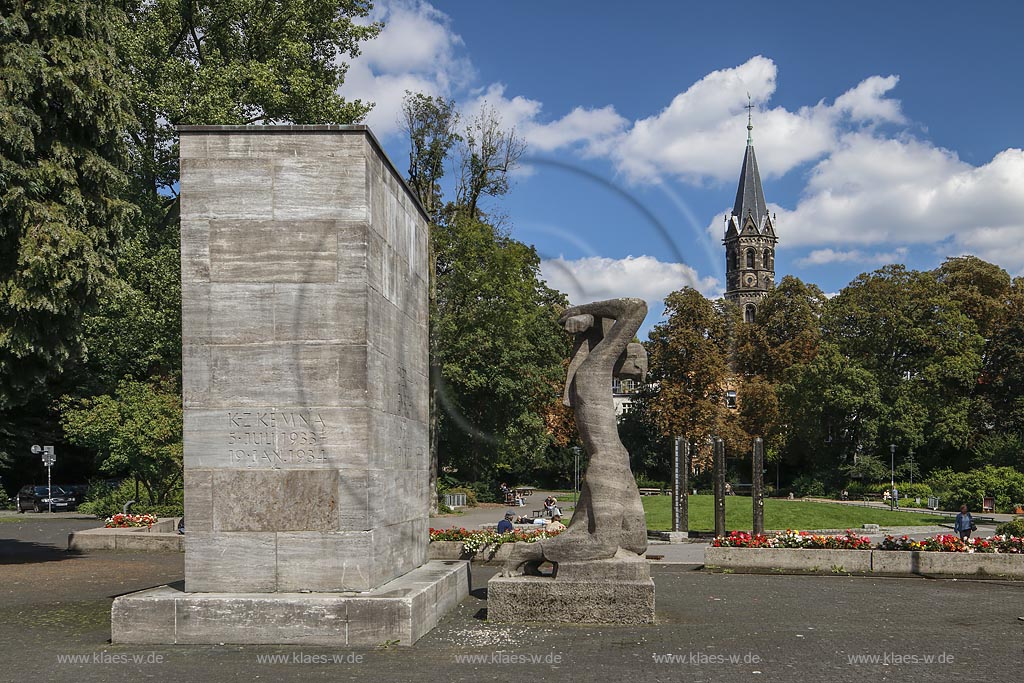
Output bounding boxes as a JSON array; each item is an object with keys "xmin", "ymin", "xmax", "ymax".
[{"xmin": 731, "ymin": 140, "xmax": 768, "ymax": 232}]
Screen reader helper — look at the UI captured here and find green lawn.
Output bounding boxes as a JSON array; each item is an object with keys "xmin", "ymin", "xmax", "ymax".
[{"xmin": 642, "ymin": 495, "xmax": 948, "ymax": 532}]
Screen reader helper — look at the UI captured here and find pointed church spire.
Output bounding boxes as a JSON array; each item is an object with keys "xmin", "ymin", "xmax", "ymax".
[
  {"xmin": 731, "ymin": 99, "xmax": 767, "ymax": 232},
  {"xmin": 722, "ymin": 96, "xmax": 778, "ymax": 323}
]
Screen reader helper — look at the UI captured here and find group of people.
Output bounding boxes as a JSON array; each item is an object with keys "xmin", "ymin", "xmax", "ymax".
[
  {"xmin": 499, "ymin": 482, "xmax": 524, "ymax": 507},
  {"xmin": 498, "ymin": 509, "xmax": 566, "ymax": 533},
  {"xmin": 494, "ymin": 492, "xmax": 566, "ymax": 533}
]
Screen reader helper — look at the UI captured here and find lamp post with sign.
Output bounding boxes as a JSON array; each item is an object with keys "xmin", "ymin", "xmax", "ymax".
[{"xmin": 31, "ymin": 445, "xmax": 56, "ymax": 513}]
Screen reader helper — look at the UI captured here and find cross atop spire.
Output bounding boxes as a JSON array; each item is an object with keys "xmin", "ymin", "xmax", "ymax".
[{"xmin": 745, "ymin": 93, "xmax": 754, "ymax": 146}]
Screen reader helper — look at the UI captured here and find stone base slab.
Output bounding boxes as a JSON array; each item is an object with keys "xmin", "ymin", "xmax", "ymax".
[
  {"xmin": 487, "ymin": 575, "xmax": 655, "ymax": 625},
  {"xmin": 68, "ymin": 519, "xmax": 184, "ymax": 553},
  {"xmin": 111, "ymin": 560, "xmax": 468, "ymax": 646}
]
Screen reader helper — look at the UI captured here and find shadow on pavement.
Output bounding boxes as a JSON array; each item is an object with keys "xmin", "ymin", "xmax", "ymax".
[{"xmin": 0, "ymin": 537, "xmax": 82, "ymax": 565}]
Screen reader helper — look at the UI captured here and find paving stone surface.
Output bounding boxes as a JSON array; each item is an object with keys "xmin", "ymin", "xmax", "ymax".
[{"xmin": 2, "ymin": 517, "xmax": 1022, "ymax": 682}]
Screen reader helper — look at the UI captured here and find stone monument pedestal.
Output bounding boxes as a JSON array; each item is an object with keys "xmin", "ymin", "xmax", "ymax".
[
  {"xmin": 112, "ymin": 561, "xmax": 467, "ymax": 646},
  {"xmin": 487, "ymin": 551, "xmax": 654, "ymax": 625},
  {"xmin": 111, "ymin": 125, "xmax": 467, "ymax": 646}
]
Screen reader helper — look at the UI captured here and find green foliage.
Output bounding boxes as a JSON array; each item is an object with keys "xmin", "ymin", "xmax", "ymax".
[
  {"xmin": 618, "ymin": 396, "xmax": 673, "ymax": 483},
  {"xmin": 969, "ymin": 431, "xmax": 1024, "ymax": 471},
  {"xmin": 0, "ymin": 486, "xmax": 10, "ymax": 509},
  {"xmin": 641, "ymin": 495, "xmax": 946, "ymax": 532},
  {"xmin": 821, "ymin": 264, "xmax": 984, "ymax": 469},
  {"xmin": 630, "ymin": 475, "xmax": 671, "ymax": 491},
  {"xmin": 984, "ymin": 280, "xmax": 1024, "ymax": 434},
  {"xmin": 78, "ymin": 478, "xmax": 182, "ymax": 518},
  {"xmin": 891, "ymin": 482, "xmax": 933, "ymax": 502},
  {"xmin": 790, "ymin": 474, "xmax": 826, "ymax": 498},
  {"xmin": 401, "ymin": 92, "xmax": 460, "ymax": 224},
  {"xmin": 432, "ymin": 213, "xmax": 569, "ymax": 483},
  {"xmin": 925, "ymin": 466, "xmax": 1024, "ymax": 512},
  {"xmin": 59, "ymin": 377, "xmax": 182, "ymax": 505},
  {"xmin": 995, "ymin": 518, "xmax": 1024, "ymax": 537},
  {"xmin": 737, "ymin": 275, "xmax": 826, "ymax": 381},
  {"xmin": 454, "ymin": 104, "xmax": 525, "ymax": 219},
  {"xmin": 441, "ymin": 486, "xmax": 478, "ymax": 507},
  {"xmin": 780, "ymin": 343, "xmax": 883, "ymax": 476},
  {"xmin": 838, "ymin": 454, "xmax": 890, "ymax": 485},
  {"xmin": 645, "ymin": 288, "xmax": 734, "ymax": 444},
  {"xmin": 0, "ymin": 0, "xmax": 136, "ymax": 408},
  {"xmin": 121, "ymin": 0, "xmax": 380, "ymax": 197}
]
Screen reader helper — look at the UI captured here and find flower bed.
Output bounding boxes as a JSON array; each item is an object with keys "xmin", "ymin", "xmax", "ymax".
[
  {"xmin": 104, "ymin": 513, "xmax": 159, "ymax": 528},
  {"xmin": 706, "ymin": 531, "xmax": 1024, "ymax": 578},
  {"xmin": 713, "ymin": 530, "xmax": 871, "ymax": 550},
  {"xmin": 713, "ymin": 530, "xmax": 1023, "ymax": 554},
  {"xmin": 879, "ymin": 533, "xmax": 1023, "ymax": 554},
  {"xmin": 429, "ymin": 526, "xmax": 561, "ymax": 553}
]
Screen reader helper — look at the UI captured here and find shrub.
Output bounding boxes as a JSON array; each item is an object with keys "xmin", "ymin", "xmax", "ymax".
[
  {"xmin": 78, "ymin": 479, "xmax": 183, "ymax": 518},
  {"xmin": 0, "ymin": 487, "xmax": 11, "ymax": 510},
  {"xmin": 791, "ymin": 475, "xmax": 826, "ymax": 498},
  {"xmin": 842, "ymin": 481, "xmax": 869, "ymax": 498},
  {"xmin": 891, "ymin": 482, "xmax": 932, "ymax": 502},
  {"xmin": 926, "ymin": 466, "xmax": 1024, "ymax": 512},
  {"xmin": 466, "ymin": 481, "xmax": 499, "ymax": 504},
  {"xmin": 996, "ymin": 518, "xmax": 1024, "ymax": 537},
  {"xmin": 442, "ymin": 486, "xmax": 478, "ymax": 507},
  {"xmin": 635, "ymin": 474, "xmax": 668, "ymax": 490}
]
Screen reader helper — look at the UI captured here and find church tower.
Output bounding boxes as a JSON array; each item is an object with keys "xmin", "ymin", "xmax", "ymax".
[{"xmin": 723, "ymin": 101, "xmax": 777, "ymax": 323}]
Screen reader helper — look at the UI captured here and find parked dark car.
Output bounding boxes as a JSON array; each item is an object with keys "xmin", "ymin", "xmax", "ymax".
[
  {"xmin": 15, "ymin": 485, "xmax": 76, "ymax": 512},
  {"xmin": 61, "ymin": 484, "xmax": 89, "ymax": 507}
]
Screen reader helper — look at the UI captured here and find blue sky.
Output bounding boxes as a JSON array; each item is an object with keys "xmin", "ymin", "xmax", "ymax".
[{"xmin": 345, "ymin": 1, "xmax": 1024, "ymax": 335}]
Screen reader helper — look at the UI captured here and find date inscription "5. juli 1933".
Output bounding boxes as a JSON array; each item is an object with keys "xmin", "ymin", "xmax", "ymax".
[{"xmin": 226, "ymin": 410, "xmax": 329, "ymax": 467}]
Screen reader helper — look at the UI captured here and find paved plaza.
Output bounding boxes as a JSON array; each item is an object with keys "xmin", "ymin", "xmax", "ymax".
[{"xmin": 2, "ymin": 515, "xmax": 1022, "ymax": 682}]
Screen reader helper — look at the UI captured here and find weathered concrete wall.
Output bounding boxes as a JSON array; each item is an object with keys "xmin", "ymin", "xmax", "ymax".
[
  {"xmin": 704, "ymin": 547, "xmax": 873, "ymax": 573},
  {"xmin": 427, "ymin": 541, "xmax": 519, "ymax": 564},
  {"xmin": 706, "ymin": 546, "xmax": 1024, "ymax": 578},
  {"xmin": 178, "ymin": 126, "xmax": 429, "ymax": 593},
  {"xmin": 871, "ymin": 550, "xmax": 1024, "ymax": 577}
]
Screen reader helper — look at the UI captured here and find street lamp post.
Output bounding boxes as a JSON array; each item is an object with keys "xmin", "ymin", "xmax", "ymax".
[{"xmin": 889, "ymin": 443, "xmax": 896, "ymax": 510}]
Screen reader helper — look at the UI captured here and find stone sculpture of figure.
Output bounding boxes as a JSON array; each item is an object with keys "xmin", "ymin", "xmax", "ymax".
[{"xmin": 502, "ymin": 298, "xmax": 648, "ymax": 577}]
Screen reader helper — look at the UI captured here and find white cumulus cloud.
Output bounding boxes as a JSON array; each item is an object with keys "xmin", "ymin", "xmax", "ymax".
[
  {"xmin": 540, "ymin": 255, "xmax": 720, "ymax": 312},
  {"xmin": 797, "ymin": 247, "xmax": 908, "ymax": 267},
  {"xmin": 608, "ymin": 56, "xmax": 904, "ymax": 183},
  {"xmin": 461, "ymin": 83, "xmax": 628, "ymax": 156},
  {"xmin": 344, "ymin": 0, "xmax": 472, "ymax": 137}
]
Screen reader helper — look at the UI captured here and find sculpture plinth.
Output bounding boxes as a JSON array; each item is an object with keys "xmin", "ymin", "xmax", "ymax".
[
  {"xmin": 487, "ymin": 299, "xmax": 655, "ymax": 624},
  {"xmin": 111, "ymin": 125, "xmax": 466, "ymax": 646}
]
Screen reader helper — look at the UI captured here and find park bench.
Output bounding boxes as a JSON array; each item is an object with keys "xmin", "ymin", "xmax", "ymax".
[{"xmin": 638, "ymin": 487, "xmax": 663, "ymax": 496}]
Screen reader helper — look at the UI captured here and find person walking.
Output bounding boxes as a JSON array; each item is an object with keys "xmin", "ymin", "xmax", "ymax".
[{"xmin": 954, "ymin": 505, "xmax": 975, "ymax": 541}]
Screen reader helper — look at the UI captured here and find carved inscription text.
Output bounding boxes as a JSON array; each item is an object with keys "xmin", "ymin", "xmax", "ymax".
[{"xmin": 227, "ymin": 410, "xmax": 329, "ymax": 467}]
